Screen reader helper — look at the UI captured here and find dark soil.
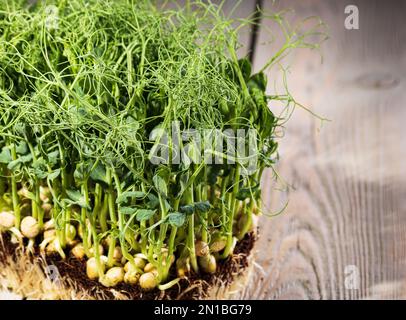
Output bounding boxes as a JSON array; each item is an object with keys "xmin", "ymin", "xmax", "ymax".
[
  {"xmin": 0, "ymin": 231, "xmax": 256, "ymax": 300},
  {"xmin": 0, "ymin": 232, "xmax": 18, "ymax": 263}
]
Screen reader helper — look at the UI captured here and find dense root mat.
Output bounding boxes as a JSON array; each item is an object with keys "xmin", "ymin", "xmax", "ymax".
[{"xmin": 0, "ymin": 232, "xmax": 255, "ymax": 300}]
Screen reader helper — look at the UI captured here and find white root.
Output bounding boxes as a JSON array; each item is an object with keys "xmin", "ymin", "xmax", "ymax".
[
  {"xmin": 9, "ymin": 227, "xmax": 23, "ymax": 244},
  {"xmin": 46, "ymin": 238, "xmax": 66, "ymax": 259},
  {"xmin": 158, "ymin": 278, "xmax": 181, "ymax": 291},
  {"xmin": 43, "ymin": 219, "xmax": 55, "ymax": 231},
  {"xmin": 26, "ymin": 238, "xmax": 35, "ymax": 254},
  {"xmin": 40, "ymin": 236, "xmax": 55, "ymax": 253}
]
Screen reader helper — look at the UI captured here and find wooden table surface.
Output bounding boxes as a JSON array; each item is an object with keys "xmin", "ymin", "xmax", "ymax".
[{"xmin": 233, "ymin": 0, "xmax": 406, "ymax": 300}]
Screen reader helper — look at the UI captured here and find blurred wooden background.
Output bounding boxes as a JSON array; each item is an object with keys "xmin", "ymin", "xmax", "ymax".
[{"xmin": 231, "ymin": 0, "xmax": 406, "ymax": 300}]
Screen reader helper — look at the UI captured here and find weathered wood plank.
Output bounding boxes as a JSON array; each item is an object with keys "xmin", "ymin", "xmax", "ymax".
[{"xmin": 243, "ymin": 0, "xmax": 406, "ymax": 300}]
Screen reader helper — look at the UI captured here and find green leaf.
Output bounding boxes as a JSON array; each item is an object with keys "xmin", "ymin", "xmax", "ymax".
[
  {"xmin": 119, "ymin": 206, "xmax": 137, "ymax": 215},
  {"xmin": 180, "ymin": 204, "xmax": 194, "ymax": 215},
  {"xmin": 20, "ymin": 154, "xmax": 33, "ymax": 163},
  {"xmin": 74, "ymin": 163, "xmax": 86, "ymax": 182},
  {"xmin": 207, "ymin": 165, "xmax": 222, "ymax": 185},
  {"xmin": 167, "ymin": 211, "xmax": 186, "ymax": 227},
  {"xmin": 65, "ymin": 189, "xmax": 90, "ymax": 209},
  {"xmin": 259, "ymin": 103, "xmax": 275, "ymax": 139},
  {"xmin": 134, "ymin": 191, "xmax": 147, "ymax": 198},
  {"xmin": 33, "ymin": 168, "xmax": 48, "ymax": 179},
  {"xmin": 238, "ymin": 58, "xmax": 252, "ymax": 81},
  {"xmin": 16, "ymin": 142, "xmax": 28, "ymax": 155},
  {"xmin": 116, "ymin": 191, "xmax": 146, "ymax": 204},
  {"xmin": 235, "ymin": 188, "xmax": 251, "ymax": 201},
  {"xmin": 163, "ymin": 199, "xmax": 172, "ymax": 212},
  {"xmin": 235, "ymin": 183, "xmax": 260, "ymax": 201},
  {"xmin": 0, "ymin": 148, "xmax": 12, "ymax": 164},
  {"xmin": 147, "ymin": 194, "xmax": 159, "ymax": 209},
  {"xmin": 47, "ymin": 169, "xmax": 61, "ymax": 181},
  {"xmin": 63, "ymin": 190, "xmax": 91, "ymax": 210},
  {"xmin": 89, "ymin": 162, "xmax": 108, "ymax": 184},
  {"xmin": 33, "ymin": 158, "xmax": 48, "ymax": 179},
  {"xmin": 194, "ymin": 201, "xmax": 211, "ymax": 213},
  {"xmin": 14, "ymin": 123, "xmax": 27, "ymax": 136},
  {"xmin": 47, "ymin": 151, "xmax": 59, "ymax": 166},
  {"xmin": 7, "ymin": 159, "xmax": 21, "ymax": 171},
  {"xmin": 74, "ymin": 161, "xmax": 96, "ymax": 183},
  {"xmin": 248, "ymin": 72, "xmax": 267, "ymax": 92},
  {"xmin": 179, "ymin": 172, "xmax": 189, "ymax": 194},
  {"xmin": 66, "ymin": 189, "xmax": 82, "ymax": 202},
  {"xmin": 136, "ymin": 209, "xmax": 156, "ymax": 221},
  {"xmin": 153, "ymin": 174, "xmax": 167, "ymax": 196}
]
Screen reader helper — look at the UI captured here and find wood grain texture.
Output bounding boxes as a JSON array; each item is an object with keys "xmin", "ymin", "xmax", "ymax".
[{"xmin": 238, "ymin": 0, "xmax": 406, "ymax": 300}]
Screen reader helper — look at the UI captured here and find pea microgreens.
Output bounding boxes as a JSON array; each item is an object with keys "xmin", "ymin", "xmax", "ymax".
[{"xmin": 0, "ymin": 0, "xmax": 325, "ymax": 290}]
